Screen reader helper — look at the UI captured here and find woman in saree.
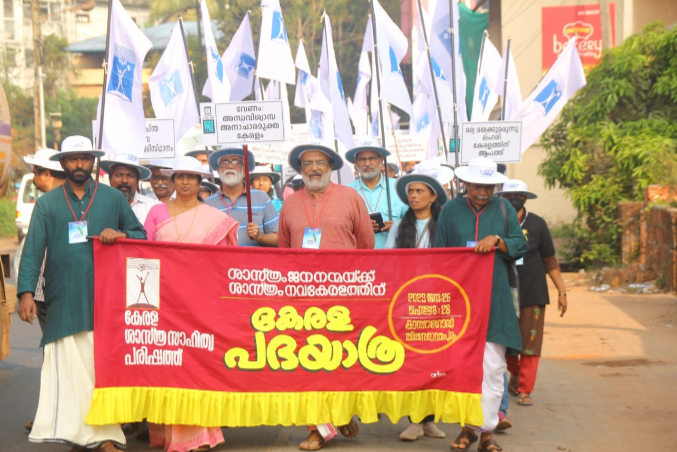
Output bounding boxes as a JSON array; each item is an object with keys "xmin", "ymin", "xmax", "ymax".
[{"xmin": 143, "ymin": 156, "xmax": 237, "ymax": 452}]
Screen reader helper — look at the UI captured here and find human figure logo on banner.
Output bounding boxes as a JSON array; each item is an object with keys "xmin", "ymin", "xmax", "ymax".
[{"xmin": 126, "ymin": 258, "xmax": 160, "ymax": 309}]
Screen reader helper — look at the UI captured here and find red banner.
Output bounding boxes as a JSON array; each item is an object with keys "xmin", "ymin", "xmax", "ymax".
[
  {"xmin": 87, "ymin": 240, "xmax": 494, "ymax": 428},
  {"xmin": 542, "ymin": 3, "xmax": 615, "ymax": 71}
]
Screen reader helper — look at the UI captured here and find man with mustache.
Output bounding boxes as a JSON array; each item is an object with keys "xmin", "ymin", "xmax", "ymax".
[
  {"xmin": 204, "ymin": 147, "xmax": 278, "ymax": 246},
  {"xmin": 101, "ymin": 154, "xmax": 159, "ymax": 224},
  {"xmin": 145, "ymin": 160, "xmax": 175, "ymax": 203},
  {"xmin": 346, "ymin": 138, "xmax": 408, "ymax": 249},
  {"xmin": 278, "ymin": 141, "xmax": 374, "ymax": 450},
  {"xmin": 434, "ymin": 157, "xmax": 527, "ymax": 452},
  {"xmin": 17, "ymin": 135, "xmax": 146, "ymax": 452}
]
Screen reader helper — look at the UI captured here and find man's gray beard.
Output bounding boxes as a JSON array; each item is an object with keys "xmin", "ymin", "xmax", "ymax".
[
  {"xmin": 220, "ymin": 170, "xmax": 243, "ymax": 187},
  {"xmin": 303, "ymin": 171, "xmax": 331, "ymax": 191},
  {"xmin": 121, "ymin": 190, "xmax": 135, "ymax": 202},
  {"xmin": 357, "ymin": 167, "xmax": 381, "ymax": 181}
]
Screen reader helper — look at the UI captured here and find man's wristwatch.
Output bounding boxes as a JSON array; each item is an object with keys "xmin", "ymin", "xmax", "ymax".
[{"xmin": 494, "ymin": 235, "xmax": 501, "ymax": 246}]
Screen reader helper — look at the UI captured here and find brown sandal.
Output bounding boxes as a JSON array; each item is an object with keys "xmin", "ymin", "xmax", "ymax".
[
  {"xmin": 299, "ymin": 431, "xmax": 326, "ymax": 451},
  {"xmin": 478, "ymin": 438, "xmax": 504, "ymax": 452},
  {"xmin": 449, "ymin": 429, "xmax": 478, "ymax": 451},
  {"xmin": 95, "ymin": 441, "xmax": 124, "ymax": 452},
  {"xmin": 338, "ymin": 418, "xmax": 360, "ymax": 438}
]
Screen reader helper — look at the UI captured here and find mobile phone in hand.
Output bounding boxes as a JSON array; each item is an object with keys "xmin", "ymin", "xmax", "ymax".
[{"xmin": 369, "ymin": 212, "xmax": 386, "ymax": 232}]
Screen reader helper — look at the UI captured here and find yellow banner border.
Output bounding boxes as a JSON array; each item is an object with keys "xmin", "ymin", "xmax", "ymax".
[{"xmin": 87, "ymin": 388, "xmax": 483, "ymax": 427}]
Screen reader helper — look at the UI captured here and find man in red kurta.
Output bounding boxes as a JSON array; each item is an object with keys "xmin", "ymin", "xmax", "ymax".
[{"xmin": 278, "ymin": 141, "xmax": 374, "ymax": 450}]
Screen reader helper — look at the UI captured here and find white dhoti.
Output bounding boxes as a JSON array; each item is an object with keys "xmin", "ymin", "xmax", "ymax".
[
  {"xmin": 29, "ymin": 331, "xmax": 125, "ymax": 449},
  {"xmin": 476, "ymin": 341, "xmax": 507, "ymax": 433}
]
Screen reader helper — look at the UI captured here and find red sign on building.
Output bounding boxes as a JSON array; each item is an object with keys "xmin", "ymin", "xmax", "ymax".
[{"xmin": 542, "ymin": 3, "xmax": 615, "ymax": 71}]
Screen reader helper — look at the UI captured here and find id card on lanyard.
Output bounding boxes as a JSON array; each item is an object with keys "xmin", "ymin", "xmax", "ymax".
[
  {"xmin": 301, "ymin": 186, "xmax": 333, "ymax": 249},
  {"xmin": 63, "ymin": 182, "xmax": 98, "ymax": 245}
]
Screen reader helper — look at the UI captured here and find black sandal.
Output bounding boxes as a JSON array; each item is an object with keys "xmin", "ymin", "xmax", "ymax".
[
  {"xmin": 478, "ymin": 438, "xmax": 504, "ymax": 452},
  {"xmin": 449, "ymin": 429, "xmax": 478, "ymax": 451}
]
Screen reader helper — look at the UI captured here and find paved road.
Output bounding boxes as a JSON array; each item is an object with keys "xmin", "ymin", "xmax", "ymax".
[{"xmin": 1, "ymin": 269, "xmax": 676, "ymax": 451}]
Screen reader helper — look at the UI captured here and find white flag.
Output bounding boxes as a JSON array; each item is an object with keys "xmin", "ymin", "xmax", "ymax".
[
  {"xmin": 495, "ymin": 41, "xmax": 522, "ymax": 121},
  {"xmin": 149, "ymin": 22, "xmax": 199, "ymax": 142},
  {"xmin": 514, "ymin": 38, "xmax": 586, "ymax": 152},
  {"xmin": 294, "ymin": 39, "xmax": 313, "ymax": 109},
  {"xmin": 222, "ymin": 13, "xmax": 256, "ymax": 101},
  {"xmin": 99, "ymin": 0, "xmax": 152, "ymax": 156},
  {"xmin": 372, "ymin": 0, "xmax": 412, "ymax": 116},
  {"xmin": 430, "ymin": 0, "xmax": 467, "ymax": 124},
  {"xmin": 200, "ymin": 0, "xmax": 230, "ymax": 103},
  {"xmin": 471, "ymin": 36, "xmax": 502, "ymax": 121},
  {"xmin": 257, "ymin": 0, "xmax": 295, "ymax": 85}
]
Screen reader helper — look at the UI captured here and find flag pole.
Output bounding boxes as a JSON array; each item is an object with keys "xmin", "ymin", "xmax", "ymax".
[
  {"xmin": 249, "ymin": 10, "xmax": 266, "ymax": 100},
  {"xmin": 385, "ymin": 102, "xmax": 403, "ymax": 168},
  {"xmin": 448, "ymin": 0, "xmax": 461, "ymax": 192},
  {"xmin": 242, "ymin": 144, "xmax": 253, "ymax": 223},
  {"xmin": 366, "ymin": 7, "xmax": 393, "ymax": 221},
  {"xmin": 500, "ymin": 38, "xmax": 512, "ymax": 121},
  {"xmin": 333, "ymin": 139, "xmax": 342, "ymax": 185},
  {"xmin": 416, "ymin": 0, "xmax": 449, "ymax": 163},
  {"xmin": 95, "ymin": 0, "xmax": 114, "ymax": 182},
  {"xmin": 178, "ymin": 16, "xmax": 201, "ymax": 123},
  {"xmin": 477, "ymin": 30, "xmax": 488, "ymax": 78}
]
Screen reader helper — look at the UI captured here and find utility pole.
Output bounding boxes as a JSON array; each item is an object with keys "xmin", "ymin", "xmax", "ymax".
[
  {"xmin": 31, "ymin": 0, "xmax": 43, "ymax": 151},
  {"xmin": 599, "ymin": 0, "xmax": 613, "ymax": 51}
]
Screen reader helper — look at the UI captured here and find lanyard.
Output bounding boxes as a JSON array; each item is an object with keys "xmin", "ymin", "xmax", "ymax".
[
  {"xmin": 519, "ymin": 209, "xmax": 529, "ymax": 227},
  {"xmin": 466, "ymin": 196, "xmax": 489, "ymax": 242},
  {"xmin": 219, "ymin": 187, "xmax": 244, "ymax": 216},
  {"xmin": 416, "ymin": 219, "xmax": 432, "ymax": 248},
  {"xmin": 358, "ymin": 179, "xmax": 384, "ymax": 214},
  {"xmin": 63, "ymin": 181, "xmax": 98, "ymax": 222},
  {"xmin": 301, "ymin": 185, "xmax": 334, "ymax": 229}
]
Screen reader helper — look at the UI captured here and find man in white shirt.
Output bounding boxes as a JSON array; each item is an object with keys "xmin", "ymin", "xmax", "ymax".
[{"xmin": 101, "ymin": 154, "xmax": 160, "ymax": 224}]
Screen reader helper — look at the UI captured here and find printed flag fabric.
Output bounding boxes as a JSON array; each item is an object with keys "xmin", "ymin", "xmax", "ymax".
[
  {"xmin": 99, "ymin": 0, "xmax": 152, "ymax": 156},
  {"xmin": 514, "ymin": 38, "xmax": 586, "ymax": 152},
  {"xmin": 470, "ymin": 36, "xmax": 502, "ymax": 122},
  {"xmin": 294, "ymin": 39, "xmax": 313, "ymax": 109},
  {"xmin": 222, "ymin": 13, "xmax": 256, "ymax": 101},
  {"xmin": 86, "ymin": 241, "xmax": 494, "ymax": 428},
  {"xmin": 257, "ymin": 0, "xmax": 296, "ymax": 85},
  {"xmin": 149, "ymin": 22, "xmax": 200, "ymax": 142},
  {"xmin": 200, "ymin": 0, "xmax": 230, "ymax": 103}
]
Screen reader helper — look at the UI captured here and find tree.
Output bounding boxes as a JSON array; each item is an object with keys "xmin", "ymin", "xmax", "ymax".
[{"xmin": 539, "ymin": 23, "xmax": 677, "ymax": 267}]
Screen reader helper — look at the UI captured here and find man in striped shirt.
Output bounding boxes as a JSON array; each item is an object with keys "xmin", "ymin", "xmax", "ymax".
[{"xmin": 204, "ymin": 147, "xmax": 278, "ymax": 246}]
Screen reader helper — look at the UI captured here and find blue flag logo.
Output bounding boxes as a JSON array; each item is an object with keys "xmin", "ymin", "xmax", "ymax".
[
  {"xmin": 416, "ymin": 112, "xmax": 430, "ymax": 132},
  {"xmin": 309, "ymin": 111, "xmax": 324, "ymax": 139},
  {"xmin": 431, "ymin": 57, "xmax": 448, "ymax": 82},
  {"xmin": 336, "ymin": 70, "xmax": 345, "ymax": 101},
  {"xmin": 236, "ymin": 53, "xmax": 255, "ymax": 79},
  {"xmin": 107, "ymin": 44, "xmax": 136, "ymax": 102},
  {"xmin": 271, "ymin": 11, "xmax": 289, "ymax": 43},
  {"xmin": 389, "ymin": 47, "xmax": 403, "ymax": 76},
  {"xmin": 159, "ymin": 70, "xmax": 184, "ymax": 107},
  {"xmin": 300, "ymin": 71, "xmax": 309, "ymax": 85},
  {"xmin": 478, "ymin": 77, "xmax": 490, "ymax": 111},
  {"xmin": 209, "ymin": 47, "xmax": 224, "ymax": 83},
  {"xmin": 534, "ymin": 79, "xmax": 562, "ymax": 115}
]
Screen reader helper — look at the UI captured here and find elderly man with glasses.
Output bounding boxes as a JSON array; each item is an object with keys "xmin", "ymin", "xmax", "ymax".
[{"xmin": 204, "ymin": 147, "xmax": 278, "ymax": 246}]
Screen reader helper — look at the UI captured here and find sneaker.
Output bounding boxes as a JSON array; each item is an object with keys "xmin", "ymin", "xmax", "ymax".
[
  {"xmin": 422, "ymin": 422, "xmax": 446, "ymax": 438},
  {"xmin": 495, "ymin": 412, "xmax": 513, "ymax": 431},
  {"xmin": 399, "ymin": 423, "xmax": 424, "ymax": 441}
]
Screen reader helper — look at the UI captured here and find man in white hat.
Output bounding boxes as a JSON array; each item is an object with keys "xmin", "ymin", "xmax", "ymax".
[
  {"xmin": 101, "ymin": 154, "xmax": 159, "ymax": 224},
  {"xmin": 17, "ymin": 135, "xmax": 146, "ymax": 452},
  {"xmin": 145, "ymin": 160, "xmax": 175, "ymax": 203},
  {"xmin": 434, "ymin": 157, "xmax": 527, "ymax": 452}
]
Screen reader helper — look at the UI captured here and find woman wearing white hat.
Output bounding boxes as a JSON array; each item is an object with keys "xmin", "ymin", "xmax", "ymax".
[{"xmin": 496, "ymin": 180, "xmax": 568, "ymax": 407}]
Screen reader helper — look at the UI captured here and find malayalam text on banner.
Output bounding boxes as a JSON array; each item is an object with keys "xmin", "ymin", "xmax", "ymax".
[
  {"xmin": 215, "ymin": 101, "xmax": 285, "ymax": 144},
  {"xmin": 460, "ymin": 121, "xmax": 522, "ymax": 164},
  {"xmin": 87, "ymin": 241, "xmax": 494, "ymax": 428}
]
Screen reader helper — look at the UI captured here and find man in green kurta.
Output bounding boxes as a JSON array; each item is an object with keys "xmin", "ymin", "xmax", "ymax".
[
  {"xmin": 17, "ymin": 136, "xmax": 147, "ymax": 452},
  {"xmin": 435, "ymin": 158, "xmax": 527, "ymax": 452}
]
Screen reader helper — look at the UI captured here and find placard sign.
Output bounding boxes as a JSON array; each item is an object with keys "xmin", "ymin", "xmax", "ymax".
[
  {"xmin": 460, "ymin": 121, "xmax": 522, "ymax": 164},
  {"xmin": 143, "ymin": 119, "xmax": 175, "ymax": 159},
  {"xmin": 385, "ymin": 132, "xmax": 427, "ymax": 164},
  {"xmin": 216, "ymin": 101, "xmax": 285, "ymax": 144},
  {"xmin": 200, "ymin": 102, "xmax": 217, "ymax": 147}
]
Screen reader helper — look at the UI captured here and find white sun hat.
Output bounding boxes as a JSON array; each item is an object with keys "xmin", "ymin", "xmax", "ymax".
[
  {"xmin": 495, "ymin": 179, "xmax": 538, "ymax": 199},
  {"xmin": 161, "ymin": 156, "xmax": 213, "ymax": 178},
  {"xmin": 24, "ymin": 148, "xmax": 63, "ymax": 172},
  {"xmin": 48, "ymin": 135, "xmax": 105, "ymax": 161},
  {"xmin": 100, "ymin": 153, "xmax": 152, "ymax": 180},
  {"xmin": 453, "ymin": 157, "xmax": 509, "ymax": 184}
]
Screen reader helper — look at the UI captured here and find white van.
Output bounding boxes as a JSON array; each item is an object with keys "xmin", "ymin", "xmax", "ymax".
[{"xmin": 15, "ymin": 173, "xmax": 43, "ymax": 242}]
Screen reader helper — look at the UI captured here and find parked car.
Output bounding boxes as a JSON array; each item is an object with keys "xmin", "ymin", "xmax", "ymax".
[{"xmin": 15, "ymin": 174, "xmax": 43, "ymax": 242}]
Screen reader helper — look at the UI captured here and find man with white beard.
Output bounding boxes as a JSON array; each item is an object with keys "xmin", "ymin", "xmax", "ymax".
[
  {"xmin": 204, "ymin": 147, "xmax": 278, "ymax": 246},
  {"xmin": 277, "ymin": 140, "xmax": 373, "ymax": 450},
  {"xmin": 346, "ymin": 138, "xmax": 408, "ymax": 249}
]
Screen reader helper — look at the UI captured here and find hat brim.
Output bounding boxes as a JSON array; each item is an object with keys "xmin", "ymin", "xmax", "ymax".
[
  {"xmin": 396, "ymin": 174, "xmax": 449, "ymax": 207},
  {"xmin": 23, "ymin": 155, "xmax": 63, "ymax": 172},
  {"xmin": 160, "ymin": 168, "xmax": 213, "ymax": 178},
  {"xmin": 49, "ymin": 149, "xmax": 106, "ymax": 161},
  {"xmin": 209, "ymin": 149, "xmax": 256, "ymax": 172},
  {"xmin": 100, "ymin": 160, "xmax": 152, "ymax": 181},
  {"xmin": 494, "ymin": 189, "xmax": 538, "ymax": 199},
  {"xmin": 288, "ymin": 144, "xmax": 344, "ymax": 173},
  {"xmin": 453, "ymin": 166, "xmax": 508, "ymax": 185},
  {"xmin": 345, "ymin": 145, "xmax": 390, "ymax": 164},
  {"xmin": 250, "ymin": 172, "xmax": 281, "ymax": 184},
  {"xmin": 185, "ymin": 149, "xmax": 212, "ymax": 157},
  {"xmin": 200, "ymin": 180, "xmax": 219, "ymax": 193}
]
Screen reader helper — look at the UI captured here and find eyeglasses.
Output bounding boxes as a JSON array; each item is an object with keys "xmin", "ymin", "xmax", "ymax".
[
  {"xmin": 218, "ymin": 159, "xmax": 244, "ymax": 168},
  {"xmin": 299, "ymin": 160, "xmax": 329, "ymax": 169},
  {"xmin": 355, "ymin": 156, "xmax": 381, "ymax": 164}
]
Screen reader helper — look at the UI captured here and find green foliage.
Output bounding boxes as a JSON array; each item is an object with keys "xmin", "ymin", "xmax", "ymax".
[
  {"xmin": 43, "ymin": 34, "xmax": 76, "ymax": 95},
  {"xmin": 0, "ymin": 187, "xmax": 17, "ymax": 238},
  {"xmin": 539, "ymin": 23, "xmax": 677, "ymax": 267}
]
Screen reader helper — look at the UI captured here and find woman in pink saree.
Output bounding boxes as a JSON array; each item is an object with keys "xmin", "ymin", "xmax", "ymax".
[{"xmin": 143, "ymin": 157, "xmax": 236, "ymax": 452}]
